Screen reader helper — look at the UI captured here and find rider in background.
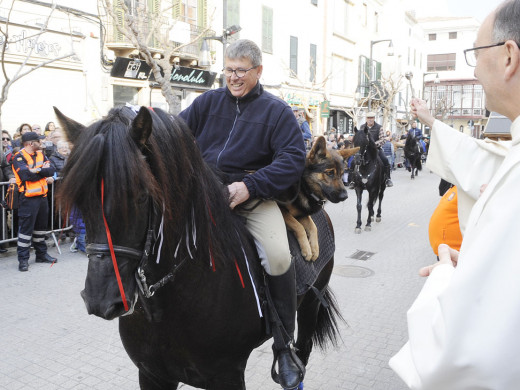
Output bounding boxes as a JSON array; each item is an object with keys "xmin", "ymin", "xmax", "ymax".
[
  {"xmin": 408, "ymin": 121, "xmax": 427, "ymax": 153},
  {"xmin": 359, "ymin": 112, "xmax": 393, "ymax": 187}
]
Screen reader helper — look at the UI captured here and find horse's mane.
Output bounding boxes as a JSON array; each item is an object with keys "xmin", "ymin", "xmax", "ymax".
[
  {"xmin": 353, "ymin": 128, "xmax": 378, "ymax": 160},
  {"xmin": 58, "ymin": 106, "xmax": 247, "ymax": 268}
]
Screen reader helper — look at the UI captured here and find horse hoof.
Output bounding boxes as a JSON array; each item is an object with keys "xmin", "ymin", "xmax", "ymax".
[
  {"xmin": 284, "ymin": 383, "xmax": 304, "ymax": 390},
  {"xmin": 365, "ymin": 226, "xmax": 371, "ymax": 232},
  {"xmin": 376, "ymin": 217, "xmax": 381, "ymax": 222},
  {"xmin": 355, "ymin": 228, "xmax": 362, "ymax": 234}
]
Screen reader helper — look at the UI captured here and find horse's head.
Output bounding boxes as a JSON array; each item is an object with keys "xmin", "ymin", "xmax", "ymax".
[
  {"xmin": 305, "ymin": 137, "xmax": 358, "ymax": 203},
  {"xmin": 55, "ymin": 106, "xmax": 171, "ymax": 320}
]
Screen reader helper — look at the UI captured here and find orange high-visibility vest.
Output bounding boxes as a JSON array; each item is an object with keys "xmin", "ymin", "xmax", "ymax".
[
  {"xmin": 12, "ymin": 149, "xmax": 48, "ymax": 197},
  {"xmin": 428, "ymin": 186, "xmax": 462, "ymax": 255}
]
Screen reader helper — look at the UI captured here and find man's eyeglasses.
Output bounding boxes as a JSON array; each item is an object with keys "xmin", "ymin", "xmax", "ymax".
[
  {"xmin": 222, "ymin": 66, "xmax": 258, "ymax": 78},
  {"xmin": 463, "ymin": 41, "xmax": 517, "ymax": 67}
]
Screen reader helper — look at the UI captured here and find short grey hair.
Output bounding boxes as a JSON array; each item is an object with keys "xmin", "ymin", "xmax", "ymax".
[
  {"xmin": 493, "ymin": 0, "xmax": 520, "ymax": 44},
  {"xmin": 225, "ymin": 39, "xmax": 262, "ymax": 67},
  {"xmin": 57, "ymin": 140, "xmax": 70, "ymax": 150}
]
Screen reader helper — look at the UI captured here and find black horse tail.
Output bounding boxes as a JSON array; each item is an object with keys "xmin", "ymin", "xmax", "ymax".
[{"xmin": 312, "ymin": 286, "xmax": 345, "ymax": 349}]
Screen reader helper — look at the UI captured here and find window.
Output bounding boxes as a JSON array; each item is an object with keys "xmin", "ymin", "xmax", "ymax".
[
  {"xmin": 262, "ymin": 6, "xmax": 273, "ymax": 54},
  {"xmin": 429, "ymin": 33, "xmax": 436, "ymax": 41},
  {"xmin": 374, "ymin": 12, "xmax": 378, "ymax": 33},
  {"xmin": 179, "ymin": 0, "xmax": 198, "ymax": 24},
  {"xmin": 290, "ymin": 36, "xmax": 298, "ymax": 76},
  {"xmin": 333, "ymin": 0, "xmax": 349, "ymax": 37},
  {"xmin": 311, "ymin": 0, "xmax": 318, "ymax": 5},
  {"xmin": 358, "ymin": 55, "xmax": 381, "ymax": 97},
  {"xmin": 449, "ymin": 31, "xmax": 457, "ymax": 39},
  {"xmin": 427, "ymin": 53, "xmax": 456, "ymax": 71},
  {"xmin": 113, "ymin": 85, "xmax": 139, "ymax": 106},
  {"xmin": 310, "ymin": 44, "xmax": 317, "ymax": 82},
  {"xmin": 226, "ymin": 0, "xmax": 240, "ymax": 31},
  {"xmin": 332, "ymin": 55, "xmax": 348, "ymax": 94},
  {"xmin": 363, "ymin": 3, "xmax": 367, "ymax": 27}
]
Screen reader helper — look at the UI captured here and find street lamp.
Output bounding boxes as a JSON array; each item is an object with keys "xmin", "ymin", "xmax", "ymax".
[
  {"xmin": 199, "ymin": 25, "xmax": 241, "ymax": 86},
  {"xmin": 368, "ymin": 39, "xmax": 394, "ymax": 111},
  {"xmin": 422, "ymin": 72, "xmax": 440, "ymax": 99}
]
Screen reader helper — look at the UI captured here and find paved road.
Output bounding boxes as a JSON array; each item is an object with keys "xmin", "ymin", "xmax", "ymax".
[{"xmin": 0, "ymin": 167, "xmax": 441, "ymax": 390}]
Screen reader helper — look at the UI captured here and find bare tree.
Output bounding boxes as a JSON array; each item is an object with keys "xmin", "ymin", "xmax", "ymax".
[
  {"xmin": 0, "ymin": 0, "xmax": 76, "ymax": 128},
  {"xmin": 434, "ymin": 96, "xmax": 455, "ymax": 122},
  {"xmin": 102, "ymin": 0, "xmax": 211, "ymax": 114},
  {"xmin": 371, "ymin": 73, "xmax": 403, "ymax": 132}
]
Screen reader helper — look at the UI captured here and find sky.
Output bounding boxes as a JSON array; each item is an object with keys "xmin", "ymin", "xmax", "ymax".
[{"xmin": 404, "ymin": 0, "xmax": 504, "ymax": 23}]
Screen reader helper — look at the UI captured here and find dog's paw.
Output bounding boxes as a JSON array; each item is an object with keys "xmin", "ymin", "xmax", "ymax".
[{"xmin": 301, "ymin": 246, "xmax": 313, "ymax": 261}]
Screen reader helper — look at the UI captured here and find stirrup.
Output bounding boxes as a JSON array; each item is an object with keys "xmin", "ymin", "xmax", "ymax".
[{"xmin": 271, "ymin": 344, "xmax": 306, "ymax": 390}]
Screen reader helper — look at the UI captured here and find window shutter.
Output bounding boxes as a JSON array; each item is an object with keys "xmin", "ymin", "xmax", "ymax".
[
  {"xmin": 197, "ymin": 0, "xmax": 207, "ymax": 28},
  {"xmin": 262, "ymin": 6, "xmax": 273, "ymax": 53},
  {"xmin": 290, "ymin": 36, "xmax": 298, "ymax": 75},
  {"xmin": 310, "ymin": 44, "xmax": 317, "ymax": 82},
  {"xmin": 172, "ymin": 0, "xmax": 181, "ymax": 19},
  {"xmin": 114, "ymin": 0, "xmax": 126, "ymax": 42}
]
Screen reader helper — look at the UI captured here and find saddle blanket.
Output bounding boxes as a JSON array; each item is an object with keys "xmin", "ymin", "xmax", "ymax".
[{"xmin": 288, "ymin": 209, "xmax": 335, "ymax": 295}]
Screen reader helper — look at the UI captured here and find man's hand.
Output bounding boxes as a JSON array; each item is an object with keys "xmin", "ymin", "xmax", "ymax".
[
  {"xmin": 8, "ymin": 178, "xmax": 15, "ymax": 184},
  {"xmin": 228, "ymin": 181, "xmax": 250, "ymax": 209},
  {"xmin": 411, "ymin": 98, "xmax": 435, "ymax": 128},
  {"xmin": 419, "ymin": 244, "xmax": 459, "ymax": 277},
  {"xmin": 46, "ymin": 177, "xmax": 54, "ymax": 184},
  {"xmin": 42, "ymin": 161, "xmax": 50, "ymax": 168}
]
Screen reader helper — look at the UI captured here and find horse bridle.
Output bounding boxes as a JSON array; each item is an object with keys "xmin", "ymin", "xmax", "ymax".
[
  {"xmin": 353, "ymin": 134, "xmax": 373, "ymax": 184},
  {"xmin": 86, "ymin": 194, "xmax": 188, "ymax": 305}
]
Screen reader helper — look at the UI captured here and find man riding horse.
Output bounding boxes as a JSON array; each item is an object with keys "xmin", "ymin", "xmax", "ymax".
[
  {"xmin": 357, "ymin": 112, "xmax": 393, "ymax": 187},
  {"xmin": 179, "ymin": 39, "xmax": 306, "ymax": 390}
]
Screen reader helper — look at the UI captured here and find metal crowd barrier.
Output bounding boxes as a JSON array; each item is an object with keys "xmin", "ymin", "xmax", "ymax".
[{"xmin": 0, "ymin": 179, "xmax": 74, "ymax": 254}]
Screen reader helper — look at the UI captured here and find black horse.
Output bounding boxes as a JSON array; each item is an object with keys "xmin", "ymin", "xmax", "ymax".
[
  {"xmin": 404, "ymin": 133, "xmax": 423, "ymax": 180},
  {"xmin": 55, "ymin": 105, "xmax": 342, "ymax": 390},
  {"xmin": 351, "ymin": 128, "xmax": 386, "ymax": 234}
]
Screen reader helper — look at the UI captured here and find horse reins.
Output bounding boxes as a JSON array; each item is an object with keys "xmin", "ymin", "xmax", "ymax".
[{"xmin": 89, "ymin": 180, "xmax": 189, "ymax": 309}]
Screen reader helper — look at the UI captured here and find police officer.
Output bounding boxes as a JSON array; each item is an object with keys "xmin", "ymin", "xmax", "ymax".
[{"xmin": 12, "ymin": 132, "xmax": 57, "ymax": 272}]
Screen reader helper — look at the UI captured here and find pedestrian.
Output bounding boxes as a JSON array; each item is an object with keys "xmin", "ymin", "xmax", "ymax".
[
  {"xmin": 390, "ymin": 1, "xmax": 520, "ymax": 387},
  {"xmin": 11, "ymin": 123, "xmax": 32, "ymax": 149},
  {"xmin": 357, "ymin": 112, "xmax": 393, "ymax": 186},
  {"xmin": 12, "ymin": 132, "xmax": 57, "ymax": 271},
  {"xmin": 49, "ymin": 140, "xmax": 70, "ymax": 175},
  {"xmin": 292, "ymin": 107, "xmax": 312, "ymax": 149},
  {"xmin": 2, "ymin": 130, "xmax": 13, "ymax": 163},
  {"xmin": 179, "ymin": 39, "xmax": 306, "ymax": 390}
]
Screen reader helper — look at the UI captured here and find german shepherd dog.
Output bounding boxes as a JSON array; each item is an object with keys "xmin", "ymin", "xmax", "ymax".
[{"xmin": 277, "ymin": 136, "xmax": 359, "ymax": 261}]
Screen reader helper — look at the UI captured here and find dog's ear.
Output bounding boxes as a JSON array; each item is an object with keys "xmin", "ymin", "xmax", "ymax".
[
  {"xmin": 338, "ymin": 146, "xmax": 360, "ymax": 160},
  {"xmin": 308, "ymin": 136, "xmax": 328, "ymax": 162}
]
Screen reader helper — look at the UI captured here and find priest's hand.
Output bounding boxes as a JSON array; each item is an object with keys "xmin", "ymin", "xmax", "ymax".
[{"xmin": 419, "ymin": 244, "xmax": 459, "ymax": 277}]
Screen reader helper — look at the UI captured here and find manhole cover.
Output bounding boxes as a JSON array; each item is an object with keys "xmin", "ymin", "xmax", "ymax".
[
  {"xmin": 349, "ymin": 250, "xmax": 376, "ymax": 261},
  {"xmin": 333, "ymin": 265, "xmax": 374, "ymax": 278}
]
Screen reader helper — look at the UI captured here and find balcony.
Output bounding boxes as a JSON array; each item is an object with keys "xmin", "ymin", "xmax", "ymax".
[{"xmin": 106, "ymin": 16, "xmax": 210, "ymax": 61}]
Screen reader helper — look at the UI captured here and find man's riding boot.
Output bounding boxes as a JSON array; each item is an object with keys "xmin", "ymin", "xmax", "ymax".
[
  {"xmin": 267, "ymin": 263, "xmax": 305, "ymax": 390},
  {"xmin": 385, "ymin": 165, "xmax": 393, "ymax": 187}
]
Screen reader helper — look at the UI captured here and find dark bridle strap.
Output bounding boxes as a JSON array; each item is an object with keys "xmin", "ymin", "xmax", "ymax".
[
  {"xmin": 86, "ymin": 243, "xmax": 143, "ymax": 259},
  {"xmin": 101, "ymin": 179, "xmax": 130, "ymax": 312}
]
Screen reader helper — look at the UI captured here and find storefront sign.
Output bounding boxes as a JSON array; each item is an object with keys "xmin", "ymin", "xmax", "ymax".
[
  {"xmin": 111, "ymin": 57, "xmax": 217, "ymax": 88},
  {"xmin": 168, "ymin": 67, "xmax": 216, "ymax": 88},
  {"xmin": 320, "ymin": 100, "xmax": 330, "ymax": 118},
  {"xmin": 110, "ymin": 57, "xmax": 152, "ymax": 80}
]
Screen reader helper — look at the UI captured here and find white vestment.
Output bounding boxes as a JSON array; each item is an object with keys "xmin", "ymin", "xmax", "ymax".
[{"xmin": 389, "ymin": 117, "xmax": 520, "ymax": 389}]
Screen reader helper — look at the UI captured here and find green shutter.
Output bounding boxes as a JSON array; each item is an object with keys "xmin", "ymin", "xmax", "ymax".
[
  {"xmin": 197, "ymin": 0, "xmax": 207, "ymax": 28},
  {"xmin": 290, "ymin": 36, "xmax": 298, "ymax": 75},
  {"xmin": 114, "ymin": 0, "xmax": 126, "ymax": 42},
  {"xmin": 310, "ymin": 44, "xmax": 317, "ymax": 82},
  {"xmin": 262, "ymin": 6, "xmax": 273, "ymax": 53},
  {"xmin": 172, "ymin": 0, "xmax": 181, "ymax": 19},
  {"xmin": 376, "ymin": 61, "xmax": 381, "ymax": 81},
  {"xmin": 227, "ymin": 0, "xmax": 240, "ymax": 28}
]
